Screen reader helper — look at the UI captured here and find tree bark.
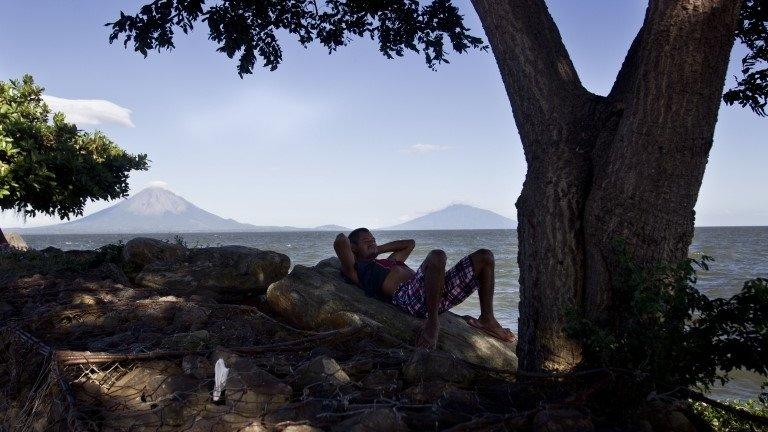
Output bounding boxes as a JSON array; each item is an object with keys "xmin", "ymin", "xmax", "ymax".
[
  {"xmin": 471, "ymin": 0, "xmax": 741, "ymax": 371},
  {"xmin": 0, "ymin": 227, "xmax": 8, "ymax": 245},
  {"xmin": 470, "ymin": 0, "xmax": 595, "ymax": 371},
  {"xmin": 582, "ymin": 0, "xmax": 741, "ymax": 325}
]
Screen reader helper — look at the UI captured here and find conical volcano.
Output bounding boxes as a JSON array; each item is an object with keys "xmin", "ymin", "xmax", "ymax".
[{"xmin": 15, "ymin": 186, "xmax": 256, "ymax": 233}]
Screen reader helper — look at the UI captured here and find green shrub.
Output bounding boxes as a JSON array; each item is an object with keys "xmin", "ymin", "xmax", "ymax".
[
  {"xmin": 693, "ymin": 400, "xmax": 768, "ymax": 432},
  {"xmin": 566, "ymin": 241, "xmax": 768, "ymax": 407}
]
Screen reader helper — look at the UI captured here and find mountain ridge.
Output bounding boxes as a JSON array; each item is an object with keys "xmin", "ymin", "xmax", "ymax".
[
  {"xmin": 382, "ymin": 204, "xmax": 516, "ymax": 230},
  {"xmin": 9, "ymin": 188, "xmax": 513, "ymax": 234},
  {"xmin": 10, "ymin": 187, "xmax": 350, "ymax": 234}
]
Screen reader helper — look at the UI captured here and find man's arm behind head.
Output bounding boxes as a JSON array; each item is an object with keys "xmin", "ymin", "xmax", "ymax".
[
  {"xmin": 334, "ymin": 233, "xmax": 359, "ymax": 285},
  {"xmin": 378, "ymin": 239, "xmax": 416, "ymax": 262}
]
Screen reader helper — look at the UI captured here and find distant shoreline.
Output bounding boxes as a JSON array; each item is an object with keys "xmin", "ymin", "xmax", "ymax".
[
  {"xmin": 11, "ymin": 225, "xmax": 768, "ymax": 236},
  {"xmin": 14, "ymin": 229, "xmax": 518, "ymax": 236}
]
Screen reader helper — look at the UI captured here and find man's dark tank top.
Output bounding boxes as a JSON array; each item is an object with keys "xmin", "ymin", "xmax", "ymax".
[{"xmin": 351, "ymin": 259, "xmax": 408, "ymax": 298}]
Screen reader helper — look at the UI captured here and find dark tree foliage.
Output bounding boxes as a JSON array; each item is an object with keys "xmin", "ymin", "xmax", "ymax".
[
  {"xmin": 0, "ymin": 75, "xmax": 148, "ymax": 220},
  {"xmin": 109, "ymin": 1, "xmax": 768, "ymax": 115},
  {"xmin": 107, "ymin": 0, "xmax": 486, "ymax": 76},
  {"xmin": 726, "ymin": 0, "xmax": 768, "ymax": 116}
]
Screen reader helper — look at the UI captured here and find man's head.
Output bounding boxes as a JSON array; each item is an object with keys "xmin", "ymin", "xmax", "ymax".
[{"xmin": 348, "ymin": 227, "xmax": 377, "ymax": 259}]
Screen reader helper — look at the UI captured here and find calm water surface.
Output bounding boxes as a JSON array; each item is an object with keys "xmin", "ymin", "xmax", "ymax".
[{"xmin": 22, "ymin": 227, "xmax": 768, "ymax": 400}]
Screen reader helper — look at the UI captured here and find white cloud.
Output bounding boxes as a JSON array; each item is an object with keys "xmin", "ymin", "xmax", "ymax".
[
  {"xmin": 41, "ymin": 95, "xmax": 135, "ymax": 127},
  {"xmin": 146, "ymin": 180, "xmax": 169, "ymax": 189},
  {"xmin": 400, "ymin": 143, "xmax": 450, "ymax": 155}
]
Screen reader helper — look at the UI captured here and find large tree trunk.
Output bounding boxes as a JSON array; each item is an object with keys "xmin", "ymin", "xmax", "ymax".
[
  {"xmin": 471, "ymin": 0, "xmax": 741, "ymax": 371},
  {"xmin": 582, "ymin": 0, "xmax": 741, "ymax": 324}
]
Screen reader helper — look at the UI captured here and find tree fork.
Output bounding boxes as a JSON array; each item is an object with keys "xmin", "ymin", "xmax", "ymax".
[
  {"xmin": 473, "ymin": 0, "xmax": 742, "ymax": 371},
  {"xmin": 583, "ymin": 0, "xmax": 742, "ymax": 326}
]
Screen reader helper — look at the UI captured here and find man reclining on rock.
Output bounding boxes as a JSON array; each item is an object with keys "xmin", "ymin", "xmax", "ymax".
[{"xmin": 333, "ymin": 228, "xmax": 516, "ymax": 349}]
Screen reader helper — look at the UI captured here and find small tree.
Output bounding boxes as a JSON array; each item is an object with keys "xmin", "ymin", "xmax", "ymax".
[{"xmin": 0, "ymin": 75, "xmax": 148, "ymax": 244}]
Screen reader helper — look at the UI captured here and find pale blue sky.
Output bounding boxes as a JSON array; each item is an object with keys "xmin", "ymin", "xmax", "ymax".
[{"xmin": 0, "ymin": 1, "xmax": 765, "ymax": 228}]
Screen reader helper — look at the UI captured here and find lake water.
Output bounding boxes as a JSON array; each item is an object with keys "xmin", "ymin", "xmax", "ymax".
[{"xmin": 20, "ymin": 227, "xmax": 768, "ymax": 400}]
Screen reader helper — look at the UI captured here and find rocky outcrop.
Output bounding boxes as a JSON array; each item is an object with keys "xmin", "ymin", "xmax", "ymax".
[
  {"xmin": 1, "ymin": 244, "xmax": 704, "ymax": 431},
  {"xmin": 122, "ymin": 237, "xmax": 187, "ymax": 269},
  {"xmin": 75, "ymin": 355, "xmax": 291, "ymax": 430},
  {"xmin": 266, "ymin": 257, "xmax": 518, "ymax": 370},
  {"xmin": 123, "ymin": 237, "xmax": 290, "ymax": 301}
]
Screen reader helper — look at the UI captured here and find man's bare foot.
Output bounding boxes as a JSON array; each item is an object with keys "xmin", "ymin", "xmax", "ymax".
[
  {"xmin": 463, "ymin": 315, "xmax": 516, "ymax": 343},
  {"xmin": 415, "ymin": 317, "xmax": 439, "ymax": 349}
]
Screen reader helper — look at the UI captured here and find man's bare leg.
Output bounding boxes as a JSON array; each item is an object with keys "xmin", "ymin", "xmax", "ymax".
[
  {"xmin": 418, "ymin": 249, "xmax": 446, "ymax": 349},
  {"xmin": 468, "ymin": 249, "xmax": 515, "ymax": 342}
]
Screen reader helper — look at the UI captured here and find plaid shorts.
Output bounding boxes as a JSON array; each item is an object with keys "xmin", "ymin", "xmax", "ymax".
[{"xmin": 391, "ymin": 255, "xmax": 478, "ymax": 318}]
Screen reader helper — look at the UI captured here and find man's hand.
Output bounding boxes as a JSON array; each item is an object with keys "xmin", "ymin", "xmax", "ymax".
[{"xmin": 376, "ymin": 239, "xmax": 416, "ymax": 262}]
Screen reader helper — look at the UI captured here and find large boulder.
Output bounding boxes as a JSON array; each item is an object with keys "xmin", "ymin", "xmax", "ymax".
[
  {"xmin": 124, "ymin": 237, "xmax": 290, "ymax": 300},
  {"xmin": 122, "ymin": 237, "xmax": 187, "ymax": 270},
  {"xmin": 0, "ymin": 231, "xmax": 28, "ymax": 251},
  {"xmin": 266, "ymin": 257, "xmax": 518, "ymax": 370}
]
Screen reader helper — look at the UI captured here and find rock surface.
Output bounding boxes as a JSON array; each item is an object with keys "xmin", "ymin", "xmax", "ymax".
[
  {"xmin": 0, "ymin": 231, "xmax": 28, "ymax": 251},
  {"xmin": 266, "ymin": 257, "xmax": 518, "ymax": 370},
  {"xmin": 282, "ymin": 425, "xmax": 323, "ymax": 432},
  {"xmin": 1, "ymin": 240, "xmax": 674, "ymax": 431},
  {"xmin": 124, "ymin": 237, "xmax": 290, "ymax": 300},
  {"xmin": 332, "ymin": 408, "xmax": 408, "ymax": 432},
  {"xmin": 293, "ymin": 355, "xmax": 351, "ymax": 389},
  {"xmin": 532, "ymin": 408, "xmax": 595, "ymax": 432},
  {"xmin": 402, "ymin": 349, "xmax": 476, "ymax": 385},
  {"xmin": 642, "ymin": 401, "xmax": 697, "ymax": 432},
  {"xmin": 78, "ymin": 360, "xmax": 203, "ymax": 430},
  {"xmin": 214, "ymin": 352, "xmax": 293, "ymax": 415},
  {"xmin": 122, "ymin": 237, "xmax": 187, "ymax": 269}
]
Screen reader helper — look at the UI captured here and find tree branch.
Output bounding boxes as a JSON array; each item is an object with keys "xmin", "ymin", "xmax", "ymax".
[
  {"xmin": 608, "ymin": 7, "xmax": 649, "ymax": 104},
  {"xmin": 582, "ymin": 0, "xmax": 743, "ymax": 313},
  {"xmin": 470, "ymin": 0, "xmax": 589, "ymax": 141}
]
